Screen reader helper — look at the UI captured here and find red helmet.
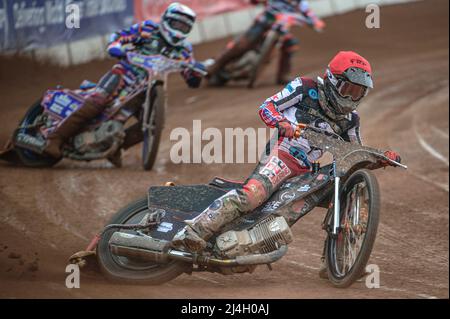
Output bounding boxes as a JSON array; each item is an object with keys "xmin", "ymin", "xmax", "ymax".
[{"xmin": 323, "ymin": 51, "xmax": 374, "ymax": 116}]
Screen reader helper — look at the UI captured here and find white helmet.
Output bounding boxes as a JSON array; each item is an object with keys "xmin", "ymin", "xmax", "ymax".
[{"xmin": 160, "ymin": 3, "xmax": 196, "ymax": 46}]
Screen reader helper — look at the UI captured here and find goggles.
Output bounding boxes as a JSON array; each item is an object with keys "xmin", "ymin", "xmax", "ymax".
[
  {"xmin": 168, "ymin": 19, "xmax": 192, "ymax": 34},
  {"xmin": 335, "ymin": 79, "xmax": 368, "ymax": 101},
  {"xmin": 327, "ymin": 69, "xmax": 369, "ymax": 101}
]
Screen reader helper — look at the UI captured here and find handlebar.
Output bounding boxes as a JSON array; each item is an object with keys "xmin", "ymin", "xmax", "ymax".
[
  {"xmin": 126, "ymin": 52, "xmax": 208, "ymax": 77},
  {"xmin": 292, "ymin": 122, "xmax": 408, "ymax": 170},
  {"xmin": 293, "ymin": 122, "xmax": 344, "ymax": 141},
  {"xmin": 183, "ymin": 62, "xmax": 208, "ymax": 77}
]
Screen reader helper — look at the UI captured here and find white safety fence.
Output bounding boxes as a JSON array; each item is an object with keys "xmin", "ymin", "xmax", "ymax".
[{"xmin": 16, "ymin": 0, "xmax": 418, "ymax": 66}]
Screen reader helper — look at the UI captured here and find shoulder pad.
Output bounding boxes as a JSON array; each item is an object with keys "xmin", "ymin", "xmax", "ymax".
[
  {"xmin": 299, "ymin": 77, "xmax": 318, "ymax": 89},
  {"xmin": 142, "ymin": 20, "xmax": 158, "ymax": 29}
]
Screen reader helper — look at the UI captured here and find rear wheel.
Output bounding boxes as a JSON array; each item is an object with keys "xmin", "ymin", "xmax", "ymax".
[
  {"xmin": 97, "ymin": 196, "xmax": 190, "ymax": 285},
  {"xmin": 142, "ymin": 84, "xmax": 165, "ymax": 171},
  {"xmin": 325, "ymin": 169, "xmax": 380, "ymax": 288},
  {"xmin": 14, "ymin": 100, "xmax": 61, "ymax": 168}
]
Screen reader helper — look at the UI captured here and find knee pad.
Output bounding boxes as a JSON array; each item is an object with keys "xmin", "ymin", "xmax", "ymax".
[
  {"xmin": 96, "ymin": 69, "xmax": 123, "ymax": 101},
  {"xmin": 243, "ymin": 179, "xmax": 268, "ymax": 209}
]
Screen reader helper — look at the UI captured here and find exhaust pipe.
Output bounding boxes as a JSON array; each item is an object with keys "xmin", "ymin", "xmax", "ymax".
[
  {"xmin": 109, "ymin": 232, "xmax": 171, "ymax": 264},
  {"xmin": 109, "ymin": 232, "xmax": 288, "ymax": 267},
  {"xmin": 168, "ymin": 246, "xmax": 288, "ymax": 267}
]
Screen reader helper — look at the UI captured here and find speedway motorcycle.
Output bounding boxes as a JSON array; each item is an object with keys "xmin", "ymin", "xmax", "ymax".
[
  {"xmin": 207, "ymin": 12, "xmax": 317, "ymax": 88},
  {"xmin": 70, "ymin": 124, "xmax": 406, "ymax": 288},
  {"xmin": 0, "ymin": 51, "xmax": 206, "ymax": 170}
]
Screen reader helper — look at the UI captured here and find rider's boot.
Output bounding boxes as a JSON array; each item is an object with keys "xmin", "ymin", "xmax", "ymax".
[
  {"xmin": 207, "ymin": 37, "xmax": 253, "ymax": 77},
  {"xmin": 43, "ymin": 69, "xmax": 123, "ymax": 158},
  {"xmin": 43, "ymin": 100, "xmax": 104, "ymax": 158},
  {"xmin": 171, "ymin": 189, "xmax": 251, "ymax": 253}
]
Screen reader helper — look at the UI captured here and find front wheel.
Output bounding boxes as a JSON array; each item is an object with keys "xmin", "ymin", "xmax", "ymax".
[
  {"xmin": 325, "ymin": 169, "xmax": 380, "ymax": 288},
  {"xmin": 142, "ymin": 84, "xmax": 165, "ymax": 171},
  {"xmin": 97, "ymin": 196, "xmax": 190, "ymax": 285}
]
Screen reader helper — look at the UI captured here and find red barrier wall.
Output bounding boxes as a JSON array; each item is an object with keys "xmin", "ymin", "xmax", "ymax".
[{"xmin": 134, "ymin": 0, "xmax": 251, "ymax": 22}]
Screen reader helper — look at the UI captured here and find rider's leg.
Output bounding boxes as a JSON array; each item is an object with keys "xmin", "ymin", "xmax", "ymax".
[
  {"xmin": 207, "ymin": 20, "xmax": 269, "ymax": 76},
  {"xmin": 171, "ymin": 148, "xmax": 309, "ymax": 252},
  {"xmin": 277, "ymin": 33, "xmax": 299, "ymax": 85},
  {"xmin": 43, "ymin": 65, "xmax": 125, "ymax": 158}
]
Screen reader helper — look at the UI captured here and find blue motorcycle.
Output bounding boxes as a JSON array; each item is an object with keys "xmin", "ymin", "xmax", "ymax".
[{"xmin": 0, "ymin": 52, "xmax": 206, "ymax": 170}]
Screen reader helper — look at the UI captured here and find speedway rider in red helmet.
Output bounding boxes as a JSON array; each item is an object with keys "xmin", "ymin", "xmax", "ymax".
[{"xmin": 172, "ymin": 52, "xmax": 402, "ymax": 276}]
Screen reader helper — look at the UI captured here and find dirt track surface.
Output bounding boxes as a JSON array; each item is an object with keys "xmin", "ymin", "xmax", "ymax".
[{"xmin": 0, "ymin": 0, "xmax": 448, "ymax": 299}]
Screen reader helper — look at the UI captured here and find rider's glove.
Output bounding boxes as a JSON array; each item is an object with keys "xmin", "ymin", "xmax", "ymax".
[
  {"xmin": 382, "ymin": 150, "xmax": 402, "ymax": 166},
  {"xmin": 313, "ymin": 19, "xmax": 326, "ymax": 32},
  {"xmin": 107, "ymin": 41, "xmax": 127, "ymax": 58},
  {"xmin": 183, "ymin": 62, "xmax": 206, "ymax": 88},
  {"xmin": 140, "ymin": 31, "xmax": 152, "ymax": 39},
  {"xmin": 192, "ymin": 61, "xmax": 206, "ymax": 75},
  {"xmin": 276, "ymin": 120, "xmax": 296, "ymax": 139}
]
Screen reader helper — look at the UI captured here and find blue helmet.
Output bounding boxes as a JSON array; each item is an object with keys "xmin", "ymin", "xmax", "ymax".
[{"xmin": 160, "ymin": 3, "xmax": 196, "ymax": 46}]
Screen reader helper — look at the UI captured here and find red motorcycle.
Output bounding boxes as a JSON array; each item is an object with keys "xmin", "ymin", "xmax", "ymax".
[{"xmin": 70, "ymin": 125, "xmax": 406, "ymax": 288}]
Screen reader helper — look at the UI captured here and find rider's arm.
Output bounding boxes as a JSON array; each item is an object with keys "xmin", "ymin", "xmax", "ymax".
[
  {"xmin": 180, "ymin": 44, "xmax": 204, "ymax": 89},
  {"xmin": 298, "ymin": 1, "xmax": 325, "ymax": 30},
  {"xmin": 107, "ymin": 20, "xmax": 158, "ymax": 58},
  {"xmin": 259, "ymin": 78, "xmax": 303, "ymax": 136}
]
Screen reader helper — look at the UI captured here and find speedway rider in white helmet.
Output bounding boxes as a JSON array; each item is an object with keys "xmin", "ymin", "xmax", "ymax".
[{"xmin": 43, "ymin": 3, "xmax": 205, "ymax": 160}]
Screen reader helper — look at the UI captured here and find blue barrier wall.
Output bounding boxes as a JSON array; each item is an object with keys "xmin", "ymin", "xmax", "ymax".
[{"xmin": 0, "ymin": 0, "xmax": 134, "ymax": 51}]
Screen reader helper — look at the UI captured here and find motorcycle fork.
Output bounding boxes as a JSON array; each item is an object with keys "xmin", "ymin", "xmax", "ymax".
[
  {"xmin": 141, "ymin": 77, "xmax": 167, "ymax": 132},
  {"xmin": 322, "ymin": 161, "xmax": 341, "ymax": 238},
  {"xmin": 141, "ymin": 80, "xmax": 154, "ymax": 132},
  {"xmin": 333, "ymin": 175, "xmax": 341, "ymax": 236}
]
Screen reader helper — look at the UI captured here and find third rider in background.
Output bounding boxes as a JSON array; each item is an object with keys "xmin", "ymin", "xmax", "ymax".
[{"xmin": 207, "ymin": 0, "xmax": 326, "ymax": 85}]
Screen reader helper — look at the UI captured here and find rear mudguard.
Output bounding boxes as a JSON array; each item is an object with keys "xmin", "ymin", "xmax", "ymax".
[
  {"xmin": 144, "ymin": 165, "xmax": 333, "ymax": 242},
  {"xmin": 144, "ymin": 182, "xmax": 234, "ymax": 242}
]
